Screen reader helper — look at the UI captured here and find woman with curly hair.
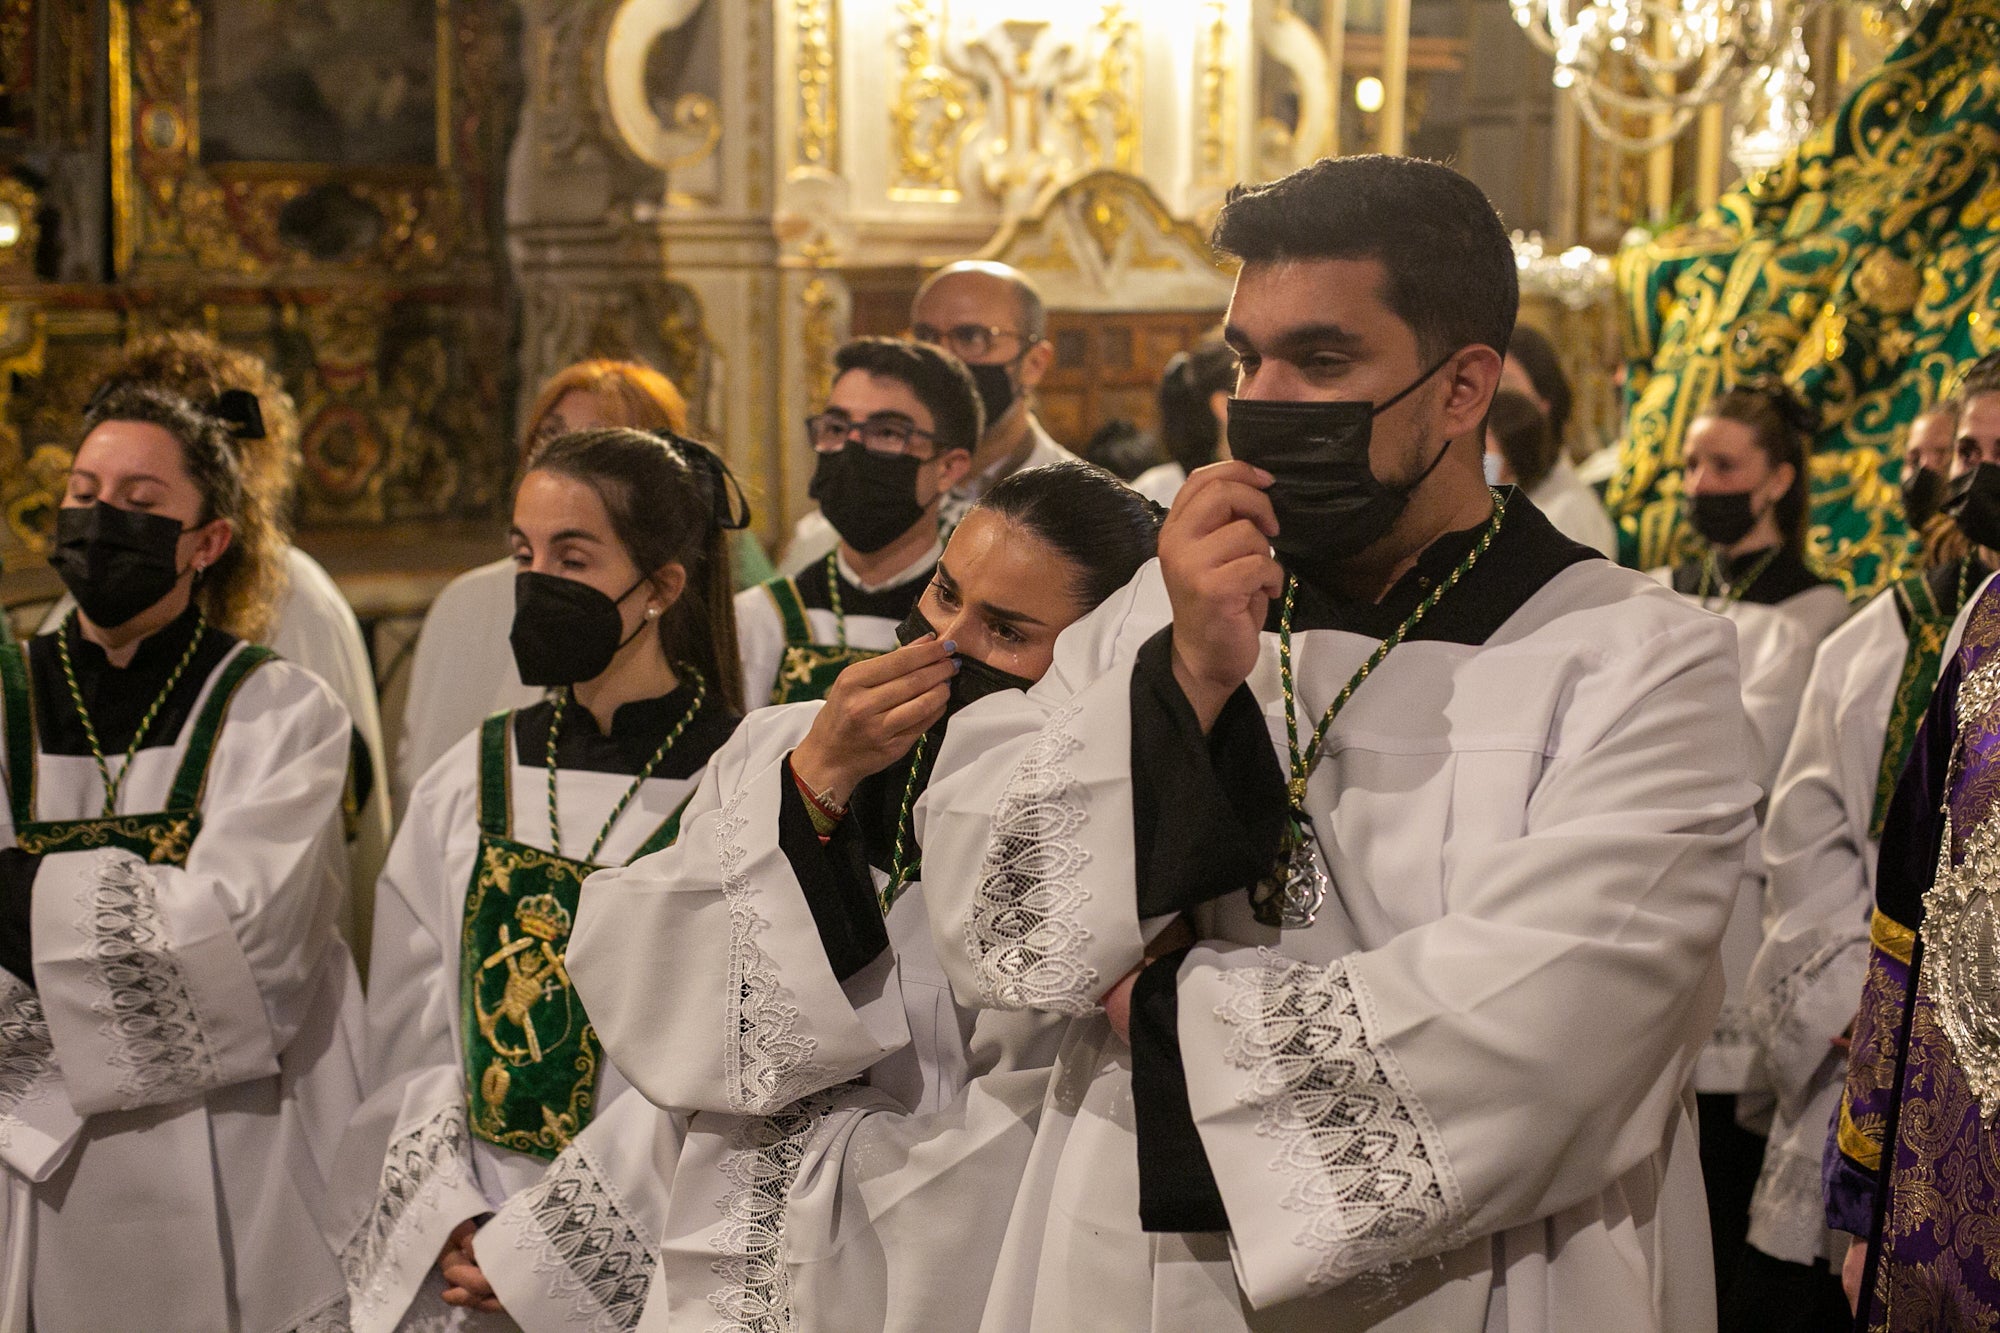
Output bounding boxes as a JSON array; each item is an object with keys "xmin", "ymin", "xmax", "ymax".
[
  {"xmin": 0, "ymin": 384, "xmax": 363, "ymax": 1330},
  {"xmin": 44, "ymin": 331, "xmax": 391, "ymax": 956}
]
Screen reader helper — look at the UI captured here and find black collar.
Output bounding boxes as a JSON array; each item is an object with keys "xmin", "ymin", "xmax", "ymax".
[
  {"xmin": 1670, "ymin": 545, "xmax": 1833, "ymax": 605},
  {"xmin": 27, "ymin": 606, "xmax": 238, "ymax": 756},
  {"xmin": 1926, "ymin": 554, "xmax": 1990, "ymax": 616},
  {"xmin": 795, "ymin": 553, "xmax": 935, "ymax": 622},
  {"xmin": 1272, "ymin": 488, "xmax": 1602, "ymax": 646},
  {"xmin": 513, "ymin": 683, "xmax": 741, "ymax": 778}
]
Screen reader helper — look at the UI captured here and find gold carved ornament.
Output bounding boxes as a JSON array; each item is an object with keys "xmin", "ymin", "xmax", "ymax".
[
  {"xmin": 891, "ymin": 0, "xmax": 972, "ymax": 199},
  {"xmin": 1058, "ymin": 2, "xmax": 1140, "ymax": 174},
  {"xmin": 794, "ymin": 0, "xmax": 839, "ymax": 172},
  {"xmin": 1197, "ymin": 0, "xmax": 1233, "ymax": 184}
]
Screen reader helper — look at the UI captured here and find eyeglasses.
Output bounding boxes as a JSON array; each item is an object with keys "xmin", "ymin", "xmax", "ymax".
[
  {"xmin": 910, "ymin": 322, "xmax": 1027, "ymax": 361},
  {"xmin": 806, "ymin": 411, "xmax": 941, "ymax": 457}
]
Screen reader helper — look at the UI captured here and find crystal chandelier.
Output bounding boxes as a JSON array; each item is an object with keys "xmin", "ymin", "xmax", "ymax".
[{"xmin": 1510, "ymin": 0, "xmax": 1930, "ymax": 159}]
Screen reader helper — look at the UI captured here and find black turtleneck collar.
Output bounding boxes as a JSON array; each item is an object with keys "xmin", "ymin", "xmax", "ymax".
[
  {"xmin": 27, "ymin": 605, "xmax": 238, "ymax": 756},
  {"xmin": 513, "ymin": 682, "xmax": 740, "ymax": 779},
  {"xmin": 1670, "ymin": 545, "xmax": 1833, "ymax": 605},
  {"xmin": 1269, "ymin": 487, "xmax": 1601, "ymax": 646}
]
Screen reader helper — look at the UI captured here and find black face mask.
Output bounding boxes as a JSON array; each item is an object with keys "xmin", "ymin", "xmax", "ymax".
[
  {"xmin": 510, "ymin": 571, "xmax": 648, "ymax": 688},
  {"xmin": 966, "ymin": 361, "xmax": 1017, "ymax": 431},
  {"xmin": 1945, "ymin": 463, "xmax": 2000, "ymax": 550},
  {"xmin": 1223, "ymin": 354, "xmax": 1457, "ymax": 579},
  {"xmin": 1685, "ymin": 491, "xmax": 1761, "ymax": 548},
  {"xmin": 809, "ymin": 445, "xmax": 929, "ymax": 554},
  {"xmin": 1903, "ymin": 465, "xmax": 1946, "ymax": 530},
  {"xmin": 50, "ymin": 502, "xmax": 189, "ymax": 630},
  {"xmin": 896, "ymin": 603, "xmax": 1036, "ymax": 714}
]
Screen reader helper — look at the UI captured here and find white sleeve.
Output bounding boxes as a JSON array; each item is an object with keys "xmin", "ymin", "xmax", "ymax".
[
  {"xmin": 0, "ymin": 973, "xmax": 82, "ymax": 1182},
  {"xmin": 1746, "ymin": 632, "xmax": 1883, "ymax": 1108},
  {"xmin": 732, "ymin": 584, "xmax": 787, "ymax": 711},
  {"xmin": 570, "ymin": 707, "xmax": 914, "ymax": 1117},
  {"xmin": 30, "ymin": 662, "xmax": 351, "ymax": 1117},
  {"xmin": 1737, "ymin": 610, "xmax": 1829, "ymax": 798},
  {"xmin": 1172, "ymin": 613, "xmax": 1756, "ymax": 1307},
  {"xmin": 784, "ymin": 1065, "xmax": 1055, "ymax": 1333},
  {"xmin": 477, "ymin": 1089, "xmax": 685, "ymax": 1333},
  {"xmin": 919, "ymin": 564, "xmax": 1176, "ymax": 1015},
  {"xmin": 322, "ymin": 752, "xmax": 491, "ymax": 1333}
]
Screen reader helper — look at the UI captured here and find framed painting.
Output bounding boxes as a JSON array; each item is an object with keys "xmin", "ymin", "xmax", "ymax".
[{"xmin": 110, "ymin": 0, "xmax": 494, "ymax": 279}]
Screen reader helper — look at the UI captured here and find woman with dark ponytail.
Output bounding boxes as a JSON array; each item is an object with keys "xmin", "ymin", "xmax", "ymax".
[
  {"xmin": 1650, "ymin": 378, "xmax": 1851, "ymax": 1316},
  {"xmin": 566, "ymin": 461, "xmax": 1162, "ymax": 1331},
  {"xmin": 327, "ymin": 427, "xmax": 745, "ymax": 1329}
]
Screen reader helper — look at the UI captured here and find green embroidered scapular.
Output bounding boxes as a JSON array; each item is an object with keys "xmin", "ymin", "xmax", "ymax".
[
  {"xmin": 1871, "ymin": 560, "xmax": 1973, "ymax": 839},
  {"xmin": 762, "ymin": 553, "xmax": 887, "ymax": 705},
  {"xmin": 0, "ymin": 631, "xmax": 273, "ymax": 868},
  {"xmin": 460, "ymin": 708, "xmax": 695, "ymax": 1160}
]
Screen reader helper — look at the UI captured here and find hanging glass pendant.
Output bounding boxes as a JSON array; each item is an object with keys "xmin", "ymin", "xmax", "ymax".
[{"xmin": 1250, "ymin": 810, "xmax": 1329, "ymax": 930}]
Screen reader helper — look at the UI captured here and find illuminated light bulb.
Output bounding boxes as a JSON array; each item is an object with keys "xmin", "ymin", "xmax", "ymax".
[{"xmin": 1355, "ymin": 76, "xmax": 1386, "ymax": 112}]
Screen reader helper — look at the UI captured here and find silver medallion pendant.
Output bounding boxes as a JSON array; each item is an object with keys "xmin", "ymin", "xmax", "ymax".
[{"xmin": 1250, "ymin": 815, "xmax": 1330, "ymax": 929}]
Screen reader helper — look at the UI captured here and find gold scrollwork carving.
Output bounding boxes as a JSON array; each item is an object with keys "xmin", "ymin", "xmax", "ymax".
[
  {"xmin": 794, "ymin": 0, "xmax": 839, "ymax": 173},
  {"xmin": 1060, "ymin": 3, "xmax": 1140, "ymax": 173},
  {"xmin": 801, "ymin": 274, "xmax": 838, "ymax": 410},
  {"xmin": 891, "ymin": 0, "xmax": 971, "ymax": 200},
  {"xmin": 1198, "ymin": 0, "xmax": 1232, "ymax": 183}
]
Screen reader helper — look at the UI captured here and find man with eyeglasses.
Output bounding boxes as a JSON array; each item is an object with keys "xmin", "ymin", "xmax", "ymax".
[
  {"xmin": 736, "ymin": 336, "xmax": 980, "ymax": 707},
  {"xmin": 781, "ymin": 260, "xmax": 1080, "ymax": 574}
]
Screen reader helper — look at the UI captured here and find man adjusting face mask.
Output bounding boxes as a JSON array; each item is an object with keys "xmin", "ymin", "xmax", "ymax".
[{"xmin": 1224, "ymin": 351, "xmax": 1460, "ymax": 575}]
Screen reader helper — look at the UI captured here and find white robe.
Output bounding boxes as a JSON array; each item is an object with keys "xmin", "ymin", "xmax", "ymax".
[
  {"xmin": 1130, "ymin": 462, "xmax": 1187, "ymax": 509},
  {"xmin": 1648, "ymin": 574, "xmax": 1850, "ymax": 1093},
  {"xmin": 394, "ymin": 558, "xmax": 542, "ymax": 814},
  {"xmin": 1739, "ymin": 589, "xmax": 1906, "ymax": 1265},
  {"xmin": 731, "ymin": 544, "xmax": 938, "ymax": 708},
  {"xmin": 917, "ymin": 556, "xmax": 1759, "ymax": 1331},
  {"xmin": 568, "ymin": 704, "xmax": 1062, "ymax": 1333},
  {"xmin": 0, "ymin": 639, "xmax": 362, "ymax": 1333},
  {"xmin": 1525, "ymin": 458, "xmax": 1616, "ymax": 558},
  {"xmin": 41, "ymin": 546, "xmax": 390, "ymax": 964},
  {"xmin": 326, "ymin": 722, "xmax": 720, "ymax": 1333}
]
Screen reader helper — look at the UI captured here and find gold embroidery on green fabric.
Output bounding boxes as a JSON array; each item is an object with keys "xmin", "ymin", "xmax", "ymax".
[
  {"xmin": 774, "ymin": 641, "xmax": 882, "ymax": 704},
  {"xmin": 14, "ymin": 811, "xmax": 197, "ymax": 865},
  {"xmin": 462, "ymin": 837, "xmax": 601, "ymax": 1159}
]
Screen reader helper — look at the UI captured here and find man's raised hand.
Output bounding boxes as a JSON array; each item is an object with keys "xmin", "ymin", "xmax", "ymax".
[{"xmin": 1161, "ymin": 460, "xmax": 1283, "ymax": 732}]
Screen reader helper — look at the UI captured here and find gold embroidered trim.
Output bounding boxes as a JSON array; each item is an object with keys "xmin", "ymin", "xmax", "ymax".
[
  {"xmin": 1871, "ymin": 909, "xmax": 1917, "ymax": 967},
  {"xmin": 1838, "ymin": 1096, "xmax": 1883, "ymax": 1172}
]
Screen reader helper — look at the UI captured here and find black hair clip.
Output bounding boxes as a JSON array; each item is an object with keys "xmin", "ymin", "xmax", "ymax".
[
  {"xmin": 209, "ymin": 388, "xmax": 267, "ymax": 440},
  {"xmin": 81, "ymin": 380, "xmax": 113, "ymax": 420},
  {"xmin": 662, "ymin": 430, "xmax": 752, "ymax": 532},
  {"xmin": 1741, "ymin": 376, "xmax": 1819, "ymax": 438}
]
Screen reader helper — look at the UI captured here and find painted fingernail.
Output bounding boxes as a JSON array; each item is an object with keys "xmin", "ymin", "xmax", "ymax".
[
  {"xmin": 942, "ymin": 640, "xmax": 957, "ymax": 654},
  {"xmin": 951, "ymin": 658, "xmax": 962, "ymax": 674}
]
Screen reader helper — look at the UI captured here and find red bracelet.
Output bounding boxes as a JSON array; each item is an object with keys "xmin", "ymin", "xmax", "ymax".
[{"xmin": 790, "ymin": 760, "xmax": 847, "ymax": 838}]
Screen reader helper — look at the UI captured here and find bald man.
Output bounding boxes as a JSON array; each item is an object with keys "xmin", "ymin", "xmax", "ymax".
[{"xmin": 781, "ymin": 260, "xmax": 1083, "ymax": 574}]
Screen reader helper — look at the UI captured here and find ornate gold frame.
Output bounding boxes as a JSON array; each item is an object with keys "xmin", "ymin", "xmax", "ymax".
[{"xmin": 109, "ymin": 0, "xmax": 486, "ymax": 281}]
